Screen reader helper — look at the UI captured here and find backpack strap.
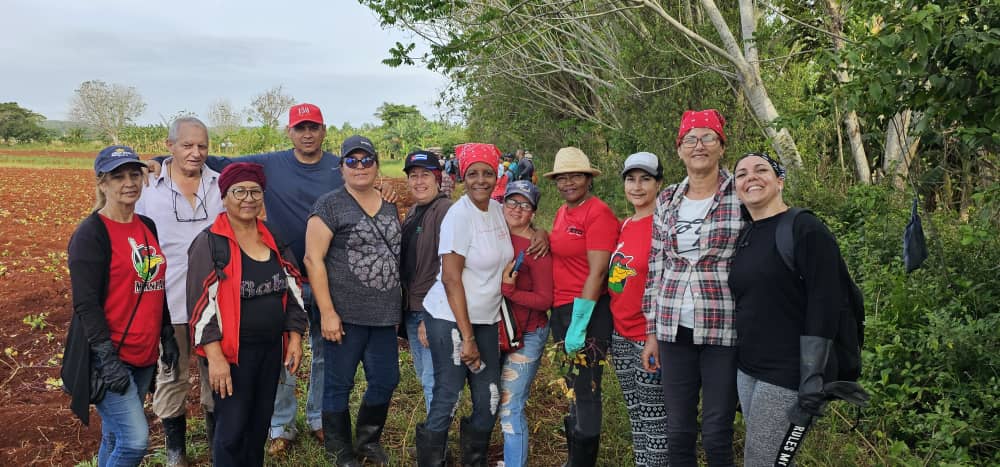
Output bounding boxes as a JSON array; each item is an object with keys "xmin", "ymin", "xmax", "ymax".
[
  {"xmin": 775, "ymin": 207, "xmax": 812, "ymax": 275},
  {"xmin": 204, "ymin": 227, "xmax": 230, "ymax": 280}
]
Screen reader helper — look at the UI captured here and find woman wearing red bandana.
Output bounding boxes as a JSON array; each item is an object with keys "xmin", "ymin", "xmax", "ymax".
[
  {"xmin": 640, "ymin": 110, "xmax": 744, "ymax": 466},
  {"xmin": 187, "ymin": 162, "xmax": 308, "ymax": 467}
]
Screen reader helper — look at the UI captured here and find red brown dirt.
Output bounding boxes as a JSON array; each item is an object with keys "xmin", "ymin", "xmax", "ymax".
[
  {"xmin": 0, "ymin": 167, "xmax": 411, "ymax": 465},
  {"xmin": 0, "ymin": 149, "xmax": 98, "ymax": 159}
]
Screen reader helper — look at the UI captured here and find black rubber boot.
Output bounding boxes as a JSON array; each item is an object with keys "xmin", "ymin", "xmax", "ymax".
[
  {"xmin": 567, "ymin": 431, "xmax": 600, "ymax": 467},
  {"xmin": 354, "ymin": 402, "xmax": 390, "ymax": 465},
  {"xmin": 203, "ymin": 407, "xmax": 216, "ymax": 454},
  {"xmin": 561, "ymin": 416, "xmax": 574, "ymax": 467},
  {"xmin": 415, "ymin": 422, "xmax": 448, "ymax": 467},
  {"xmin": 323, "ymin": 411, "xmax": 360, "ymax": 467},
  {"xmin": 162, "ymin": 415, "xmax": 189, "ymax": 467},
  {"xmin": 458, "ymin": 417, "xmax": 491, "ymax": 467}
]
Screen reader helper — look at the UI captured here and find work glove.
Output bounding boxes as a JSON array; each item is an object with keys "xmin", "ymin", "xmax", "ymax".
[
  {"xmin": 89, "ymin": 367, "xmax": 107, "ymax": 404},
  {"xmin": 159, "ymin": 328, "xmax": 180, "ymax": 375},
  {"xmin": 787, "ymin": 336, "xmax": 832, "ymax": 426},
  {"xmin": 91, "ymin": 340, "xmax": 132, "ymax": 395},
  {"xmin": 564, "ymin": 298, "xmax": 596, "ymax": 354},
  {"xmin": 822, "ymin": 380, "xmax": 870, "ymax": 407}
]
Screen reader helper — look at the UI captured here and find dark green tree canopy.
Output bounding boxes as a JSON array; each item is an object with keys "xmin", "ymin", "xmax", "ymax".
[{"xmin": 0, "ymin": 102, "xmax": 49, "ymax": 142}]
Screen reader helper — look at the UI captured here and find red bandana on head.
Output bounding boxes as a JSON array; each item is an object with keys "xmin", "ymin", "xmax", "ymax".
[
  {"xmin": 676, "ymin": 109, "xmax": 727, "ymax": 147},
  {"xmin": 455, "ymin": 143, "xmax": 501, "ymax": 179}
]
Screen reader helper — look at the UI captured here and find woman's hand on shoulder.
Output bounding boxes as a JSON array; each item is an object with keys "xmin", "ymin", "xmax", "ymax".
[{"xmin": 526, "ymin": 228, "xmax": 550, "ymax": 258}]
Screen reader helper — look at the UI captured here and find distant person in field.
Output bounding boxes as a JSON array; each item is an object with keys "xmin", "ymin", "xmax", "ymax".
[
  {"xmin": 608, "ymin": 152, "xmax": 668, "ymax": 466},
  {"xmin": 306, "ymin": 136, "xmax": 401, "ymax": 466},
  {"xmin": 150, "ymin": 104, "xmax": 394, "ymax": 454},
  {"xmin": 134, "ymin": 116, "xmax": 223, "ymax": 467},
  {"xmin": 400, "ymin": 150, "xmax": 454, "ymax": 413},
  {"xmin": 186, "ymin": 163, "xmax": 307, "ymax": 467},
  {"xmin": 515, "ymin": 149, "xmax": 535, "ymax": 183},
  {"xmin": 63, "ymin": 145, "xmax": 177, "ymax": 467},
  {"xmin": 641, "ymin": 109, "xmax": 743, "ymax": 466}
]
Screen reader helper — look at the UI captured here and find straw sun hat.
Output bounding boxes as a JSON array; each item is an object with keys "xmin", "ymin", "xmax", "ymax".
[{"xmin": 543, "ymin": 146, "xmax": 602, "ymax": 178}]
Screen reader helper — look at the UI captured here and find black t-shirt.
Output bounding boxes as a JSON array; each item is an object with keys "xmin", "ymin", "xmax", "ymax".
[
  {"xmin": 239, "ymin": 250, "xmax": 287, "ymax": 344},
  {"xmin": 729, "ymin": 210, "xmax": 846, "ymax": 390}
]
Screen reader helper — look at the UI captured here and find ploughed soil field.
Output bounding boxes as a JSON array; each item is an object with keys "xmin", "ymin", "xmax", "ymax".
[{"xmin": 0, "ymin": 165, "xmax": 411, "ymax": 465}]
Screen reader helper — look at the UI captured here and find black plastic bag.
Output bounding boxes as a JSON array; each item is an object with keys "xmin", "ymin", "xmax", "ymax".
[{"xmin": 904, "ymin": 198, "xmax": 928, "ymax": 273}]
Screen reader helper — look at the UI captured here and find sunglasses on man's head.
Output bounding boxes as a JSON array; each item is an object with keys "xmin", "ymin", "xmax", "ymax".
[{"xmin": 343, "ymin": 155, "xmax": 376, "ymax": 169}]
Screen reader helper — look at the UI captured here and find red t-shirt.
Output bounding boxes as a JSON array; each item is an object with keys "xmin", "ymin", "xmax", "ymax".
[
  {"xmin": 501, "ymin": 235, "xmax": 553, "ymax": 333},
  {"xmin": 608, "ymin": 215, "xmax": 653, "ymax": 341},
  {"xmin": 100, "ymin": 215, "xmax": 166, "ymax": 367},
  {"xmin": 550, "ymin": 196, "xmax": 619, "ymax": 307}
]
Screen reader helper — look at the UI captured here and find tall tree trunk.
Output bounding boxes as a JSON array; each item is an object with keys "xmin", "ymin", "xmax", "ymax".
[
  {"xmin": 884, "ymin": 110, "xmax": 921, "ymax": 190},
  {"xmin": 826, "ymin": 0, "xmax": 870, "ymax": 183},
  {"xmin": 739, "ymin": 0, "xmax": 760, "ymax": 78}
]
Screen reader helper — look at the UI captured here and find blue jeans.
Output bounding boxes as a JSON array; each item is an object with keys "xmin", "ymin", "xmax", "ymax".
[
  {"xmin": 270, "ymin": 284, "xmax": 324, "ymax": 439},
  {"xmin": 322, "ymin": 323, "xmax": 400, "ymax": 412},
  {"xmin": 499, "ymin": 324, "xmax": 549, "ymax": 467},
  {"xmin": 424, "ymin": 316, "xmax": 501, "ymax": 433},
  {"xmin": 405, "ymin": 310, "xmax": 435, "ymax": 413},
  {"xmin": 95, "ymin": 364, "xmax": 155, "ymax": 467}
]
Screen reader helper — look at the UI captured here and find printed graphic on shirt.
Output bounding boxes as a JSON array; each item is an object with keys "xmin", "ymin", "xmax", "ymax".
[
  {"xmin": 241, "ymin": 273, "xmax": 288, "ymax": 298},
  {"xmin": 565, "ymin": 224, "xmax": 584, "ymax": 237},
  {"xmin": 608, "ymin": 249, "xmax": 637, "ymax": 293},
  {"xmin": 129, "ymin": 237, "xmax": 165, "ymax": 292},
  {"xmin": 674, "ymin": 218, "xmax": 704, "ymax": 255},
  {"xmin": 346, "ymin": 215, "xmax": 401, "ymax": 291}
]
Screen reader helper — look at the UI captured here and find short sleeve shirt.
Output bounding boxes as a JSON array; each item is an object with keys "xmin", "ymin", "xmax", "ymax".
[
  {"xmin": 422, "ymin": 196, "xmax": 514, "ymax": 324},
  {"xmin": 311, "ymin": 190, "xmax": 401, "ymax": 326},
  {"xmin": 550, "ymin": 196, "xmax": 619, "ymax": 307}
]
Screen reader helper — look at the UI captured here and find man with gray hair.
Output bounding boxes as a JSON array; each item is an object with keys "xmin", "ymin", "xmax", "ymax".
[{"xmin": 135, "ymin": 116, "xmax": 225, "ymax": 466}]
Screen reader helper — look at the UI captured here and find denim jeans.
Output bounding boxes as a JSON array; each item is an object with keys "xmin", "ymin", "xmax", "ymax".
[
  {"xmin": 424, "ymin": 316, "xmax": 501, "ymax": 433},
  {"xmin": 659, "ymin": 326, "xmax": 738, "ymax": 467},
  {"xmin": 95, "ymin": 364, "xmax": 155, "ymax": 467},
  {"xmin": 499, "ymin": 324, "xmax": 550, "ymax": 467},
  {"xmin": 270, "ymin": 284, "xmax": 324, "ymax": 439},
  {"xmin": 405, "ymin": 310, "xmax": 435, "ymax": 413},
  {"xmin": 549, "ymin": 295, "xmax": 613, "ymax": 438},
  {"xmin": 322, "ymin": 323, "xmax": 400, "ymax": 412}
]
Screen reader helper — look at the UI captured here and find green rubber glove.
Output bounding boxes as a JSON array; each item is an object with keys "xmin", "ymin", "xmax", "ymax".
[{"xmin": 564, "ymin": 298, "xmax": 596, "ymax": 354}]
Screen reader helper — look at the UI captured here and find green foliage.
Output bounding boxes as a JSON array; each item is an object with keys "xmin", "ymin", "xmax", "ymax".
[{"xmin": 0, "ymin": 102, "xmax": 49, "ymax": 143}]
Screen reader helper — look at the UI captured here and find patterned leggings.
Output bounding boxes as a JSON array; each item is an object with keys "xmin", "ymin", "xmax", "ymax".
[{"xmin": 611, "ymin": 332, "xmax": 669, "ymax": 466}]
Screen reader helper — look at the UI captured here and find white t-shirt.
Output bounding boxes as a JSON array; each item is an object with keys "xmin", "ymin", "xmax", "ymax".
[
  {"xmin": 674, "ymin": 195, "xmax": 714, "ymax": 328},
  {"xmin": 423, "ymin": 195, "xmax": 515, "ymax": 324}
]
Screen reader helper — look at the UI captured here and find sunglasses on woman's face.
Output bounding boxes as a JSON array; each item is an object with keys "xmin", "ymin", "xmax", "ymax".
[{"xmin": 343, "ymin": 155, "xmax": 376, "ymax": 169}]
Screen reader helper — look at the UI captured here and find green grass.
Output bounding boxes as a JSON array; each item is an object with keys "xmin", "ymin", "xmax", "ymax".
[{"xmin": 0, "ymin": 155, "xmax": 93, "ymax": 169}]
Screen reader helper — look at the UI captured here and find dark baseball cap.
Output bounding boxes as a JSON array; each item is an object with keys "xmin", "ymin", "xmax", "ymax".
[
  {"xmin": 94, "ymin": 145, "xmax": 145, "ymax": 175},
  {"xmin": 341, "ymin": 135, "xmax": 377, "ymax": 158},
  {"xmin": 404, "ymin": 150, "xmax": 441, "ymax": 173},
  {"xmin": 504, "ymin": 180, "xmax": 541, "ymax": 208}
]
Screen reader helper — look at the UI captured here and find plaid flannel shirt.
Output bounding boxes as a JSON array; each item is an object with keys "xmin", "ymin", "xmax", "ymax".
[{"xmin": 641, "ymin": 169, "xmax": 745, "ymax": 346}]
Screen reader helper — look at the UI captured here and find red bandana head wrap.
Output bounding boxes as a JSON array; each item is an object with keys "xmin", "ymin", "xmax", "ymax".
[
  {"xmin": 455, "ymin": 143, "xmax": 501, "ymax": 179},
  {"xmin": 219, "ymin": 162, "xmax": 266, "ymax": 198},
  {"xmin": 676, "ymin": 109, "xmax": 727, "ymax": 147}
]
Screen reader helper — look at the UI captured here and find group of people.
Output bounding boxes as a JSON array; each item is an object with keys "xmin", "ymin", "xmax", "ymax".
[{"xmin": 63, "ymin": 103, "xmax": 861, "ymax": 467}]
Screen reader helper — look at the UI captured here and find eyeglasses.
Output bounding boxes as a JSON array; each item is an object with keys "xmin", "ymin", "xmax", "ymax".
[
  {"xmin": 554, "ymin": 173, "xmax": 587, "ymax": 184},
  {"xmin": 228, "ymin": 187, "xmax": 265, "ymax": 201},
  {"xmin": 503, "ymin": 199, "xmax": 535, "ymax": 211},
  {"xmin": 680, "ymin": 134, "xmax": 721, "ymax": 148},
  {"xmin": 343, "ymin": 156, "xmax": 376, "ymax": 169},
  {"xmin": 172, "ymin": 191, "xmax": 209, "ymax": 223}
]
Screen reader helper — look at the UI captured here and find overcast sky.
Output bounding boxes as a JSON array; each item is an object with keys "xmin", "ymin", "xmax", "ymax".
[{"xmin": 0, "ymin": 0, "xmax": 449, "ymax": 127}]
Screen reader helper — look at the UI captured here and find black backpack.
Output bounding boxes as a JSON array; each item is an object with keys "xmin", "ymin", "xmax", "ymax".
[{"xmin": 776, "ymin": 208, "xmax": 865, "ymax": 382}]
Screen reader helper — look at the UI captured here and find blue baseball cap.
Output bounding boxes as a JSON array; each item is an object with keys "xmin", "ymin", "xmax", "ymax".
[
  {"xmin": 504, "ymin": 180, "xmax": 541, "ymax": 208},
  {"xmin": 341, "ymin": 135, "xmax": 377, "ymax": 159},
  {"xmin": 404, "ymin": 150, "xmax": 441, "ymax": 173},
  {"xmin": 94, "ymin": 145, "xmax": 145, "ymax": 175}
]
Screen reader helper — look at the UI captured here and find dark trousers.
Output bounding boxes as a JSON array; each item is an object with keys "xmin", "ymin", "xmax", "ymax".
[
  {"xmin": 212, "ymin": 339, "xmax": 282, "ymax": 467},
  {"xmin": 322, "ymin": 323, "xmax": 400, "ymax": 412},
  {"xmin": 549, "ymin": 294, "xmax": 612, "ymax": 438},
  {"xmin": 424, "ymin": 316, "xmax": 501, "ymax": 433},
  {"xmin": 659, "ymin": 326, "xmax": 738, "ymax": 467}
]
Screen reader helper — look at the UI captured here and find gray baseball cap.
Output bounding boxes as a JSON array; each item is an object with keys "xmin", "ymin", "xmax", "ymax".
[{"xmin": 621, "ymin": 152, "xmax": 662, "ymax": 179}]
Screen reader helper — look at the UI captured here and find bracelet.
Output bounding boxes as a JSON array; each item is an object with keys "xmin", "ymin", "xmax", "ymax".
[{"xmin": 463, "ymin": 335, "xmax": 476, "ymax": 342}]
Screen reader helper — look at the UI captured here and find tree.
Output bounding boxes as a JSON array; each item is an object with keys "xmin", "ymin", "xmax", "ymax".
[
  {"xmin": 68, "ymin": 80, "xmax": 146, "ymax": 144},
  {"xmin": 246, "ymin": 85, "xmax": 295, "ymax": 128},
  {"xmin": 207, "ymin": 98, "xmax": 243, "ymax": 135},
  {"xmin": 363, "ymin": 0, "xmax": 805, "ymax": 167},
  {"xmin": 0, "ymin": 102, "xmax": 49, "ymax": 142},
  {"xmin": 374, "ymin": 102, "xmax": 422, "ymax": 127}
]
